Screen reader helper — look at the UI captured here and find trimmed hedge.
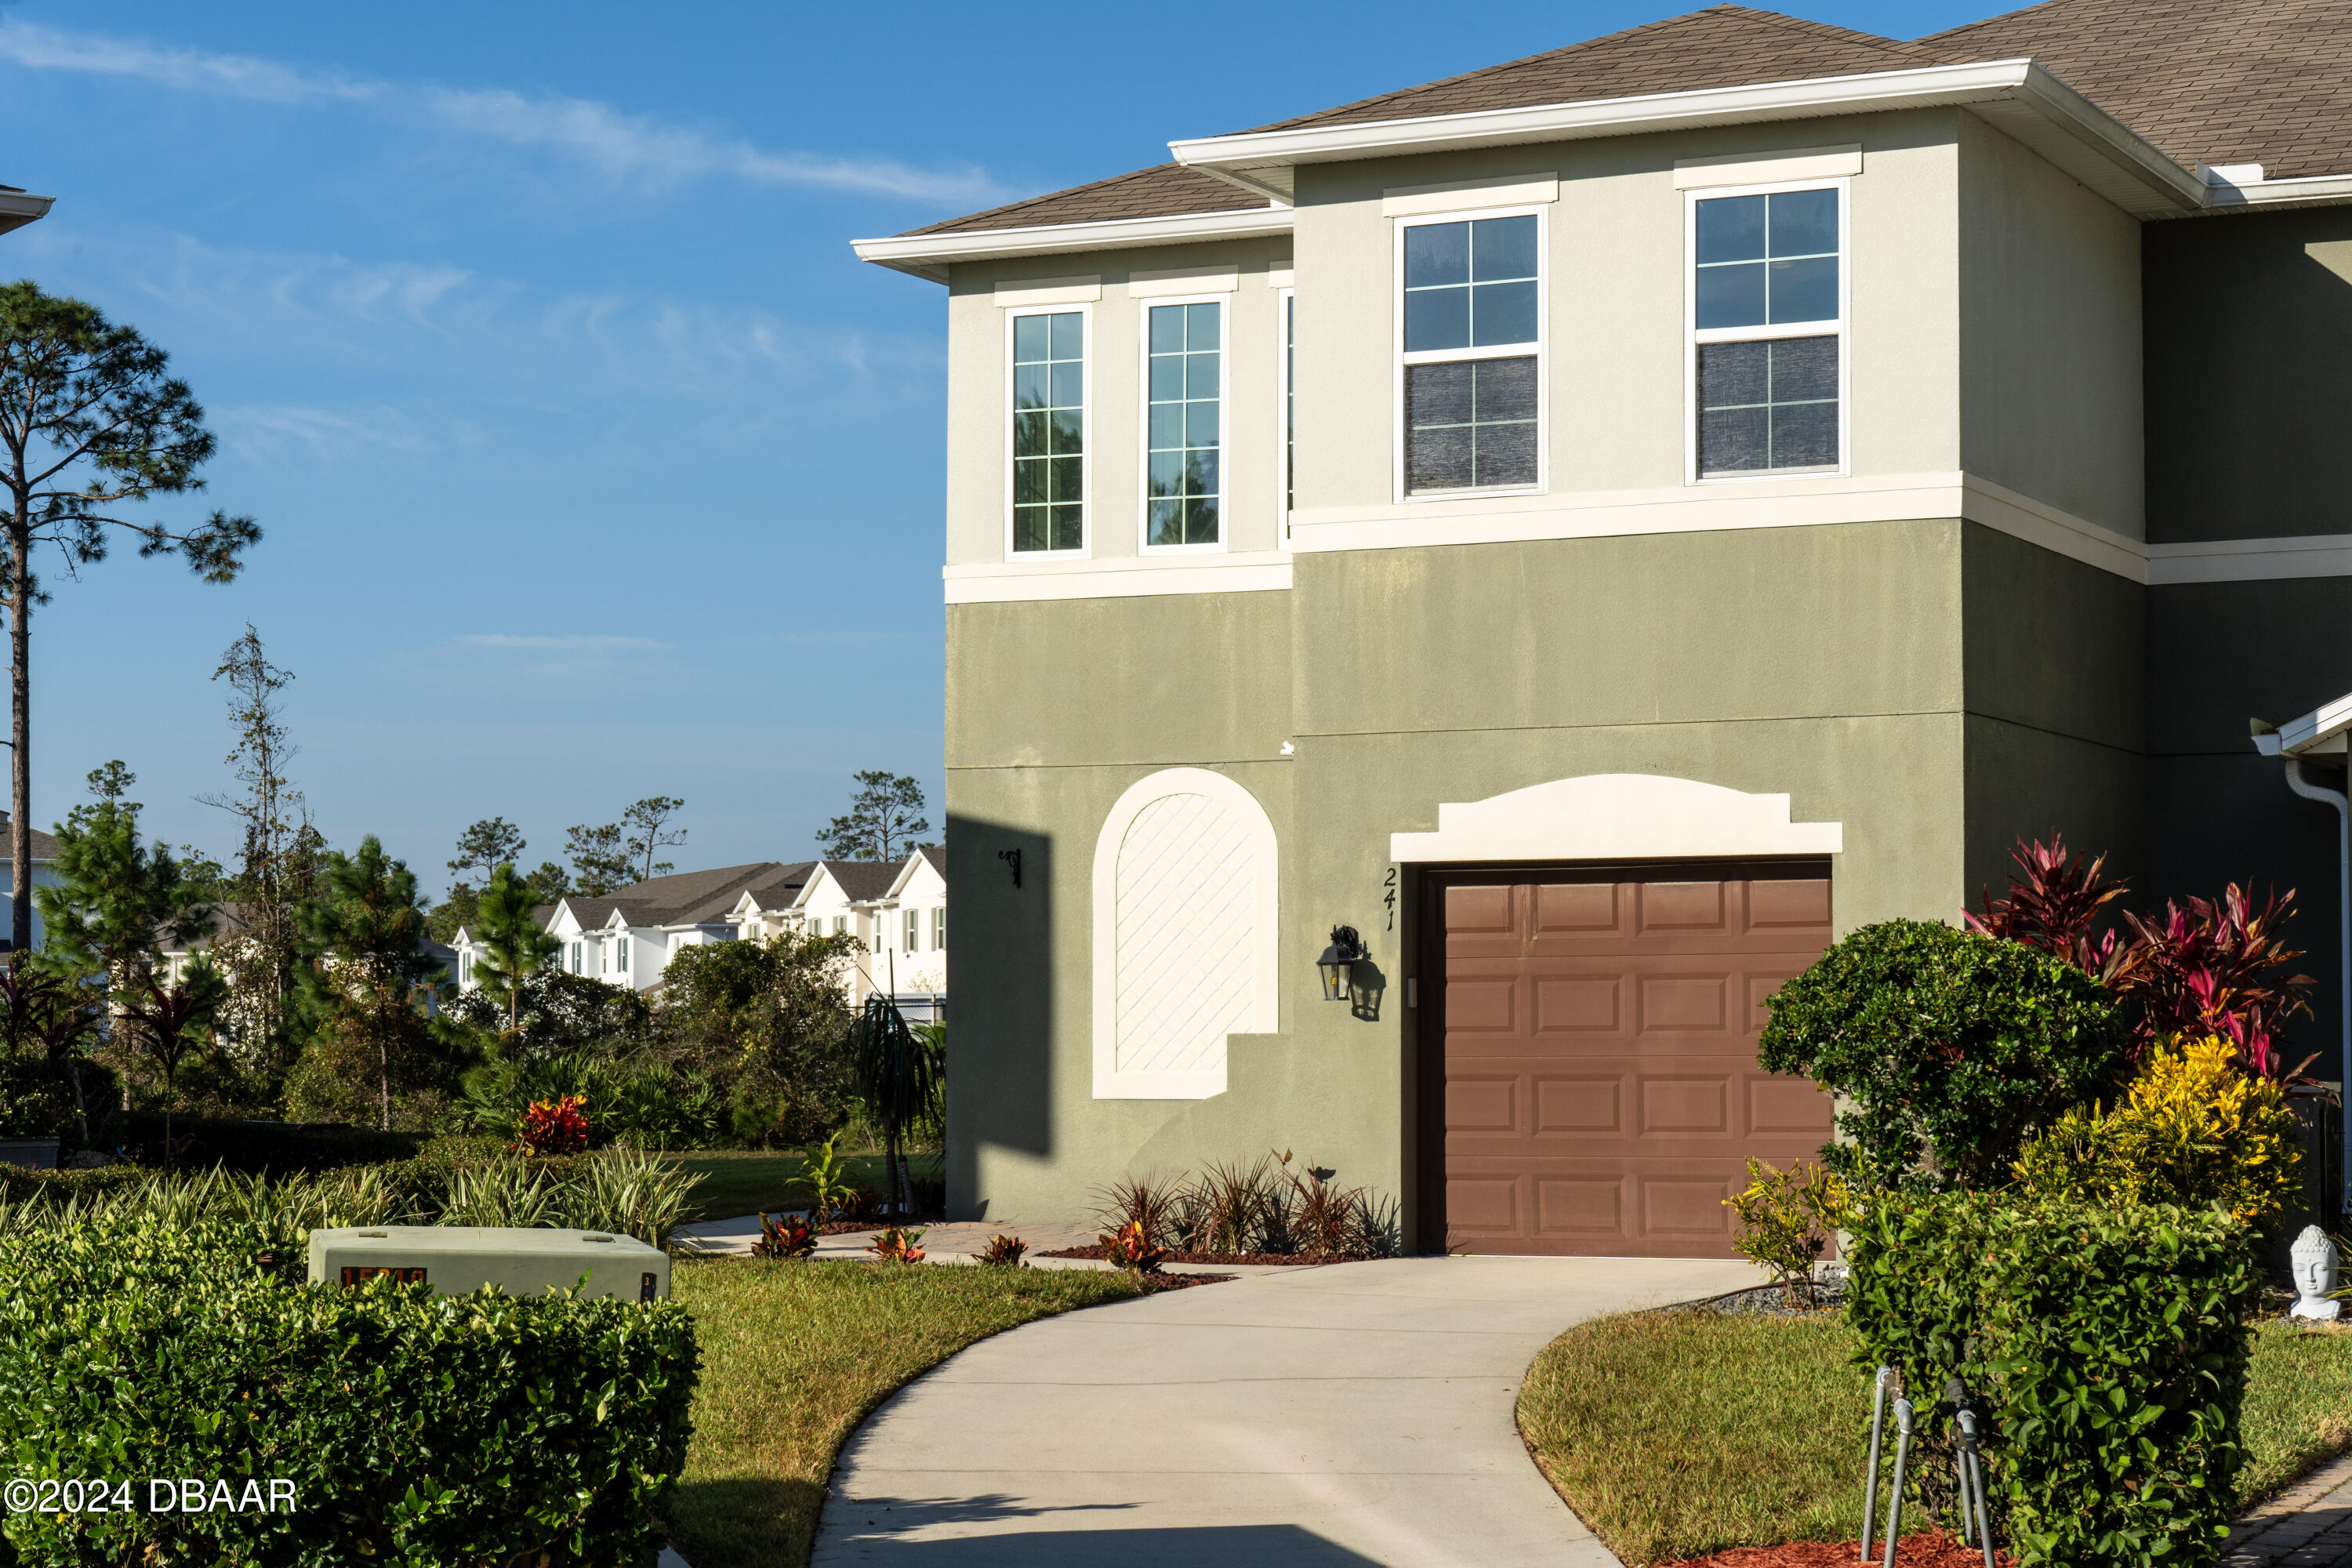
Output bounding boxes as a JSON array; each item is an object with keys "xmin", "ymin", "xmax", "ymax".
[
  {"xmin": 1848, "ymin": 1192, "xmax": 2261, "ymax": 1568},
  {"xmin": 100, "ymin": 1116, "xmax": 428, "ymax": 1174},
  {"xmin": 0, "ymin": 1221, "xmax": 698, "ymax": 1566}
]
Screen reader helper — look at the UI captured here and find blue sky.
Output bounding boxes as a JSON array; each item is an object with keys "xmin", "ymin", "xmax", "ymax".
[{"xmin": 0, "ymin": 0, "xmax": 1983, "ymax": 896}]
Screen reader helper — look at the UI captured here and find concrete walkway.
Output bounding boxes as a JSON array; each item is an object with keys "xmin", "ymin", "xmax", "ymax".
[{"xmin": 810, "ymin": 1253, "xmax": 1751, "ymax": 1566}]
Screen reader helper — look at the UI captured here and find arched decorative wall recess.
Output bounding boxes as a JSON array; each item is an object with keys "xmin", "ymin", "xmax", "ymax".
[
  {"xmin": 1389, "ymin": 773, "xmax": 1843, "ymax": 862},
  {"xmin": 1092, "ymin": 767, "xmax": 1279, "ymax": 1100}
]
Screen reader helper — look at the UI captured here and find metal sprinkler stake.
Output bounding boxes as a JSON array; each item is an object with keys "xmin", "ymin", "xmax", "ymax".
[
  {"xmin": 1861, "ymin": 1365, "xmax": 1893, "ymax": 1561},
  {"xmin": 1880, "ymin": 1396, "xmax": 1916, "ymax": 1568},
  {"xmin": 1958, "ymin": 1409, "xmax": 1994, "ymax": 1568},
  {"xmin": 1944, "ymin": 1378, "xmax": 1973, "ymax": 1548}
]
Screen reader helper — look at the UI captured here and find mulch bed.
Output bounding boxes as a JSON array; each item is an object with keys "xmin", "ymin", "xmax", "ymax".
[
  {"xmin": 1134, "ymin": 1272, "xmax": 1236, "ymax": 1292},
  {"xmin": 1658, "ymin": 1534, "xmax": 2009, "ymax": 1568},
  {"xmin": 1039, "ymin": 1245, "xmax": 1356, "ymax": 1266}
]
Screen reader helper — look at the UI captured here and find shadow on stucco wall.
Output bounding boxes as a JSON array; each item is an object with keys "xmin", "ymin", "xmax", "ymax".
[{"xmin": 946, "ymin": 816, "xmax": 1054, "ymax": 1220}]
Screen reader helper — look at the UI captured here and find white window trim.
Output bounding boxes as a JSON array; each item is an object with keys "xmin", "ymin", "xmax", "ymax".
[
  {"xmin": 1682, "ymin": 175, "xmax": 1851, "ymax": 487},
  {"xmin": 1091, "ymin": 766, "xmax": 1280, "ymax": 1100},
  {"xmin": 1392, "ymin": 201, "xmax": 1548, "ymax": 504},
  {"xmin": 1135, "ymin": 291, "xmax": 1232, "ymax": 556},
  {"xmin": 1276, "ymin": 285, "xmax": 1295, "ymax": 548},
  {"xmin": 1004, "ymin": 302, "xmax": 1094, "ymax": 560}
]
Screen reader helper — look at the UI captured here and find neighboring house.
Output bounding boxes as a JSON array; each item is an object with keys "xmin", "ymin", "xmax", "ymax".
[
  {"xmin": 0, "ymin": 814, "xmax": 63, "ymax": 953},
  {"xmin": 729, "ymin": 851, "xmax": 949, "ymax": 1018},
  {"xmin": 855, "ymin": 0, "xmax": 2352, "ymax": 1254},
  {"xmin": 456, "ymin": 862, "xmax": 816, "ymax": 996},
  {"xmin": 159, "ymin": 903, "xmax": 457, "ymax": 1017}
]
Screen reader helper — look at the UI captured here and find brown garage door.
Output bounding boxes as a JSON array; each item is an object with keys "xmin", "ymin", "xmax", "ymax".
[{"xmin": 1424, "ymin": 863, "xmax": 1836, "ymax": 1258}]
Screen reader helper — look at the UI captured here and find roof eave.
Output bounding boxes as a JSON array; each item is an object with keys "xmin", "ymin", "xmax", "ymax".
[
  {"xmin": 851, "ymin": 203, "xmax": 1295, "ymax": 282},
  {"xmin": 0, "ymin": 191, "xmax": 55, "ymax": 237},
  {"xmin": 1171, "ymin": 58, "xmax": 2208, "ymax": 220}
]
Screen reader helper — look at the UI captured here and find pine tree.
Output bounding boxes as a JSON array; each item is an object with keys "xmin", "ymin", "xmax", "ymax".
[
  {"xmin": 0, "ymin": 285, "xmax": 260, "ymax": 951},
  {"xmin": 471, "ymin": 862, "xmax": 560, "ymax": 1046},
  {"xmin": 820, "ymin": 773, "xmax": 931, "ymax": 862},
  {"xmin": 292, "ymin": 837, "xmax": 445, "ymax": 1131}
]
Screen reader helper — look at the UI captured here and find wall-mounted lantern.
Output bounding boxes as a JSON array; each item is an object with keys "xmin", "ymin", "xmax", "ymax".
[{"xmin": 1316, "ymin": 925, "xmax": 1369, "ymax": 1003}]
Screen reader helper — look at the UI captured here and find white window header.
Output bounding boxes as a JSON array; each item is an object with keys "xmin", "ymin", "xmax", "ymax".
[
  {"xmin": 994, "ymin": 276, "xmax": 1102, "ymax": 307},
  {"xmin": 1128, "ymin": 264, "xmax": 1240, "ymax": 298},
  {"xmin": 1381, "ymin": 172, "xmax": 1559, "ymax": 217},
  {"xmin": 1266, "ymin": 264, "xmax": 1295, "ymax": 289},
  {"xmin": 1673, "ymin": 144, "xmax": 1863, "ymax": 189}
]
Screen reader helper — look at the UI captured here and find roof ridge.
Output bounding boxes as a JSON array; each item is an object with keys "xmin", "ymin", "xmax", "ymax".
[{"xmin": 1236, "ymin": 5, "xmax": 1944, "ymax": 136}]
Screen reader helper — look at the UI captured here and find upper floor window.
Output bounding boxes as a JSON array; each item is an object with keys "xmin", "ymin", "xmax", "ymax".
[
  {"xmin": 1399, "ymin": 213, "xmax": 1541, "ymax": 495},
  {"xmin": 931, "ymin": 906, "xmax": 945, "ymax": 949},
  {"xmin": 1145, "ymin": 300, "xmax": 1221, "ymax": 548},
  {"xmin": 1279, "ymin": 289, "xmax": 1296, "ymax": 528},
  {"xmin": 904, "ymin": 907, "xmax": 920, "ymax": 951},
  {"xmin": 1690, "ymin": 184, "xmax": 1843, "ymax": 479},
  {"xmin": 1011, "ymin": 309, "xmax": 1084, "ymax": 553},
  {"xmin": 615, "ymin": 935, "xmax": 629, "ymax": 974}
]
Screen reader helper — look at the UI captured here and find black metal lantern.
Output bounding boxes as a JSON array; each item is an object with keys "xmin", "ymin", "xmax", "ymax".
[{"xmin": 1316, "ymin": 925, "xmax": 1367, "ymax": 1002}]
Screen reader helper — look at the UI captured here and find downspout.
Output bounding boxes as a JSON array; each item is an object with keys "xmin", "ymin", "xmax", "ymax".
[{"xmin": 2282, "ymin": 755, "xmax": 2352, "ymax": 1216}]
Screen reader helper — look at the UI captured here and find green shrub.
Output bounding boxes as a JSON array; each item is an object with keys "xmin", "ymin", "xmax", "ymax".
[
  {"xmin": 2014, "ymin": 1035, "xmax": 2305, "ymax": 1226},
  {"xmin": 0, "ymin": 1219, "xmax": 698, "ymax": 1566},
  {"xmin": 1847, "ymin": 1192, "xmax": 2261, "ymax": 1568},
  {"xmin": 1757, "ymin": 920, "xmax": 2125, "ymax": 1189},
  {"xmin": 103, "ymin": 1114, "xmax": 427, "ymax": 1173}
]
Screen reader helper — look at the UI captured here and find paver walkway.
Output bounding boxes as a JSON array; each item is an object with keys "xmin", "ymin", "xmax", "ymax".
[
  {"xmin": 2227, "ymin": 1453, "xmax": 2352, "ymax": 1567},
  {"xmin": 808, "ymin": 1253, "xmax": 1751, "ymax": 1566}
]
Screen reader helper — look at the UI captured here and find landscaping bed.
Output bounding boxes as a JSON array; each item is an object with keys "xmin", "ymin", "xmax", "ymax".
[
  {"xmin": 1517, "ymin": 1306, "xmax": 2352, "ymax": 1568},
  {"xmin": 1038, "ymin": 1243, "xmax": 1356, "ymax": 1266},
  {"xmin": 669, "ymin": 1257, "xmax": 1149, "ymax": 1568},
  {"xmin": 661, "ymin": 1149, "xmax": 942, "ymax": 1225}
]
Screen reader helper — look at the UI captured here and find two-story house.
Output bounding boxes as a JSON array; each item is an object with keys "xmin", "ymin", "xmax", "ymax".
[
  {"xmin": 857, "ymin": 0, "xmax": 2352, "ymax": 1254},
  {"xmin": 728, "ymin": 849, "xmax": 949, "ymax": 1018}
]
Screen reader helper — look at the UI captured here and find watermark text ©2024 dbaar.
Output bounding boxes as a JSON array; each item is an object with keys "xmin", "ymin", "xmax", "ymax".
[{"xmin": 5, "ymin": 1477, "xmax": 298, "ymax": 1515}]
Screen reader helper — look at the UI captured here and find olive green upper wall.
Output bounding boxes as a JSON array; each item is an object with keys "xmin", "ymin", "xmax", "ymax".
[
  {"xmin": 2144, "ymin": 204, "xmax": 2352, "ymax": 544},
  {"xmin": 1290, "ymin": 107, "xmax": 1963, "ymax": 507},
  {"xmin": 1956, "ymin": 114, "xmax": 2144, "ymax": 540}
]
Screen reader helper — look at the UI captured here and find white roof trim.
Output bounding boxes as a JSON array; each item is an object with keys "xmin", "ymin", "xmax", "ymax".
[
  {"xmin": 2258, "ymin": 693, "xmax": 2352, "ymax": 757},
  {"xmin": 1171, "ymin": 59, "xmax": 2209, "ymax": 219},
  {"xmin": 851, "ymin": 204, "xmax": 1293, "ymax": 281},
  {"xmin": 0, "ymin": 191, "xmax": 53, "ymax": 237}
]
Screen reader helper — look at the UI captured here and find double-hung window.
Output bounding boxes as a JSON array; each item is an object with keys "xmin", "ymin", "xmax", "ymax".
[
  {"xmin": 1143, "ymin": 299, "xmax": 1223, "ymax": 549},
  {"xmin": 1398, "ymin": 212, "xmax": 1541, "ymax": 495},
  {"xmin": 1689, "ymin": 183, "xmax": 1845, "ymax": 479},
  {"xmin": 904, "ymin": 907, "xmax": 920, "ymax": 952},
  {"xmin": 1011, "ymin": 309, "xmax": 1086, "ymax": 553},
  {"xmin": 931, "ymin": 906, "xmax": 945, "ymax": 949}
]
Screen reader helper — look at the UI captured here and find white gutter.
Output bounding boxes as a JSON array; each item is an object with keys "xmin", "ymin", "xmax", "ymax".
[
  {"xmin": 0, "ymin": 190, "xmax": 53, "ymax": 237},
  {"xmin": 2258, "ymin": 702, "xmax": 2352, "ymax": 1206},
  {"xmin": 1170, "ymin": 59, "xmax": 2209, "ymax": 218},
  {"xmin": 851, "ymin": 203, "xmax": 1293, "ymax": 281}
]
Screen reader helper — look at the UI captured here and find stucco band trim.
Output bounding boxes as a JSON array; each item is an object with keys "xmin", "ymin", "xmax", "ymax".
[{"xmin": 1391, "ymin": 775, "xmax": 1844, "ymax": 863}]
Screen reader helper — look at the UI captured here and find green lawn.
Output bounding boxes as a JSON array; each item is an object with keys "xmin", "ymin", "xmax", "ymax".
[
  {"xmin": 1517, "ymin": 1311, "xmax": 2352, "ymax": 1567},
  {"xmin": 669, "ymin": 1257, "xmax": 1143, "ymax": 1567},
  {"xmin": 660, "ymin": 1149, "xmax": 945, "ymax": 1224}
]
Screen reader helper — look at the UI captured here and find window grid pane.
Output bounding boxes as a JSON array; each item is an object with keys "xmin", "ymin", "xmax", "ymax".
[
  {"xmin": 1697, "ymin": 336, "xmax": 1839, "ymax": 475},
  {"xmin": 1404, "ymin": 215, "xmax": 1539, "ymax": 353},
  {"xmin": 1406, "ymin": 356, "xmax": 1537, "ymax": 493},
  {"xmin": 1146, "ymin": 301, "xmax": 1221, "ymax": 546},
  {"xmin": 1013, "ymin": 311, "xmax": 1083, "ymax": 551},
  {"xmin": 1693, "ymin": 189, "xmax": 1840, "ymax": 331}
]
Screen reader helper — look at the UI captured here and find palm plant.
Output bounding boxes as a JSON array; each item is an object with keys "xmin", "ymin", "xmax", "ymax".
[{"xmin": 848, "ymin": 996, "xmax": 942, "ymax": 1218}]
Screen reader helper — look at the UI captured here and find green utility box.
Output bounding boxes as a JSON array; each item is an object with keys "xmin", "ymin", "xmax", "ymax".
[{"xmin": 308, "ymin": 1226, "xmax": 670, "ymax": 1302}]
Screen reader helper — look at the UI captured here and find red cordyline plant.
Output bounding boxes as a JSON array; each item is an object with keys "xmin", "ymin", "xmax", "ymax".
[
  {"xmin": 751, "ymin": 1212, "xmax": 817, "ymax": 1260},
  {"xmin": 1965, "ymin": 834, "xmax": 2317, "ymax": 1077},
  {"xmin": 868, "ymin": 1225, "xmax": 925, "ymax": 1263},
  {"xmin": 515, "ymin": 1094, "xmax": 590, "ymax": 1157}
]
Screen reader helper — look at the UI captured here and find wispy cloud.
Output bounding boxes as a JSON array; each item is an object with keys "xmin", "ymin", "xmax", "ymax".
[{"xmin": 0, "ymin": 20, "xmax": 1002, "ymax": 204}]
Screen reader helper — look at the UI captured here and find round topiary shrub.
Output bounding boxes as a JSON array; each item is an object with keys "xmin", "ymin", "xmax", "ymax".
[{"xmin": 1757, "ymin": 918, "xmax": 2125, "ymax": 1191}]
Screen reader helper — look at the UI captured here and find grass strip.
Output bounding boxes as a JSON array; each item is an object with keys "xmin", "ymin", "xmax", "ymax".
[
  {"xmin": 670, "ymin": 1257, "xmax": 1142, "ymax": 1568},
  {"xmin": 661, "ymin": 1150, "xmax": 945, "ymax": 1225},
  {"xmin": 1518, "ymin": 1310, "xmax": 2352, "ymax": 1567}
]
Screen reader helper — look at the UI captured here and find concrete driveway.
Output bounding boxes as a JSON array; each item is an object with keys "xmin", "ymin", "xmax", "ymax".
[{"xmin": 810, "ymin": 1254, "xmax": 1752, "ymax": 1566}]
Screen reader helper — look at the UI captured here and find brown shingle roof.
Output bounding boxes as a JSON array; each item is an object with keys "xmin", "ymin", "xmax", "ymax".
[
  {"xmin": 1922, "ymin": 0, "xmax": 2352, "ymax": 181},
  {"xmin": 1241, "ymin": 6, "xmax": 1964, "ymax": 134},
  {"xmin": 895, "ymin": 1, "xmax": 2352, "ymax": 244},
  {"xmin": 901, "ymin": 163, "xmax": 1268, "ymax": 237}
]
